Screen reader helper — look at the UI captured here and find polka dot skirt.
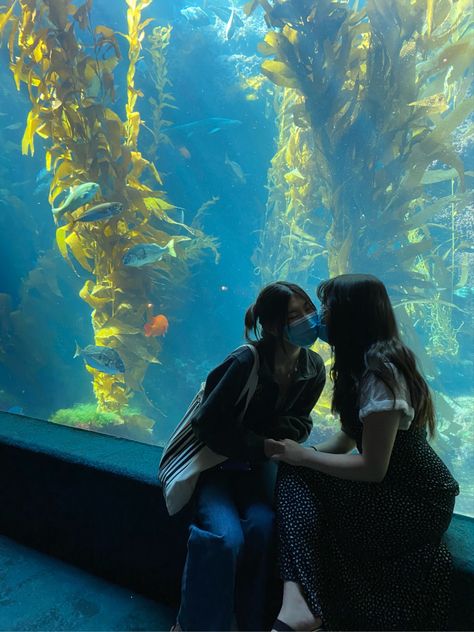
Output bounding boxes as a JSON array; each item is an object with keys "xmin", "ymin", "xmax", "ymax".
[{"xmin": 276, "ymin": 427, "xmax": 459, "ymax": 630}]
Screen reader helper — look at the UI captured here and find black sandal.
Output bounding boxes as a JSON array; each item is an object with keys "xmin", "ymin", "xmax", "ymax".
[
  {"xmin": 272, "ymin": 618, "xmax": 326, "ymax": 631},
  {"xmin": 272, "ymin": 620, "xmax": 295, "ymax": 632}
]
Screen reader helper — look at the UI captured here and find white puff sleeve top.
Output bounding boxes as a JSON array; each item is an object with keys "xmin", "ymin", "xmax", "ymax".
[{"xmin": 359, "ymin": 363, "xmax": 415, "ymax": 430}]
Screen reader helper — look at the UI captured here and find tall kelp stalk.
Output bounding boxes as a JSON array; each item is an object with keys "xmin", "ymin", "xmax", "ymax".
[
  {"xmin": 1, "ymin": 0, "xmax": 214, "ymax": 413},
  {"xmin": 252, "ymin": 87, "xmax": 328, "ymax": 283},
  {"xmin": 249, "ymin": 0, "xmax": 473, "ymax": 362},
  {"xmin": 146, "ymin": 24, "xmax": 175, "ymax": 155}
]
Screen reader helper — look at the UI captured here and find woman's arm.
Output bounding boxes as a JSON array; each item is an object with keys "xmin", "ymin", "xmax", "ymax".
[
  {"xmin": 313, "ymin": 430, "xmax": 356, "ymax": 454},
  {"xmin": 271, "ymin": 357, "xmax": 326, "ymax": 443},
  {"xmin": 192, "ymin": 352, "xmax": 268, "ymax": 461},
  {"xmin": 266, "ymin": 410, "xmax": 400, "ymax": 482},
  {"xmin": 272, "ymin": 372, "xmax": 326, "ymax": 443}
]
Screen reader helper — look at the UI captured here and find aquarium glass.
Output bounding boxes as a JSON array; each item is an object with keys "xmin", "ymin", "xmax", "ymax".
[{"xmin": 0, "ymin": 0, "xmax": 472, "ymax": 516}]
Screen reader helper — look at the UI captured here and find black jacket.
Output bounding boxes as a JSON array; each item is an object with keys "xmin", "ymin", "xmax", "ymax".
[{"xmin": 191, "ymin": 343, "xmax": 326, "ymax": 462}]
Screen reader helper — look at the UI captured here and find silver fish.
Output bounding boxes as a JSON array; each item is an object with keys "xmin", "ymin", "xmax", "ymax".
[
  {"xmin": 34, "ymin": 179, "xmax": 51, "ymax": 196},
  {"xmin": 122, "ymin": 239, "xmax": 177, "ymax": 268},
  {"xmin": 454, "ymin": 286, "xmax": 474, "ymax": 299},
  {"xmin": 225, "ymin": 153, "xmax": 246, "ymax": 183},
  {"xmin": 180, "ymin": 6, "xmax": 211, "ymax": 26},
  {"xmin": 75, "ymin": 202, "xmax": 124, "ymax": 223},
  {"xmin": 225, "ymin": 7, "xmax": 238, "ymax": 40},
  {"xmin": 208, "ymin": 5, "xmax": 244, "ymax": 26},
  {"xmin": 74, "ymin": 342, "xmax": 125, "ymax": 375},
  {"xmin": 36, "ymin": 167, "xmax": 50, "ymax": 184},
  {"xmin": 167, "ymin": 117, "xmax": 242, "ymax": 138},
  {"xmin": 5, "ymin": 122, "xmax": 22, "ymax": 131},
  {"xmin": 52, "ymin": 182, "xmax": 100, "ymax": 220}
]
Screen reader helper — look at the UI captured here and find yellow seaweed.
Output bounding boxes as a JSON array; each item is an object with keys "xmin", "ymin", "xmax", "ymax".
[
  {"xmin": 80, "ymin": 280, "xmax": 110, "ymax": 309},
  {"xmin": 65, "ymin": 232, "xmax": 93, "ymax": 272},
  {"xmin": 96, "ymin": 321, "xmax": 142, "ymax": 338},
  {"xmin": 0, "ymin": 0, "xmax": 16, "ymax": 39},
  {"xmin": 253, "ymin": 0, "xmax": 473, "ymax": 370},
  {"xmin": 261, "ymin": 60, "xmax": 299, "ymax": 89},
  {"xmin": 55, "ymin": 225, "xmax": 70, "ymax": 261},
  {"xmin": 426, "ymin": 0, "xmax": 434, "ymax": 37},
  {"xmin": 2, "ymin": 0, "xmax": 217, "ymax": 413}
]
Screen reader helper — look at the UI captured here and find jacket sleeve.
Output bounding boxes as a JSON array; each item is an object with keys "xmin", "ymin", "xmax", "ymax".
[
  {"xmin": 272, "ymin": 365, "xmax": 326, "ymax": 443},
  {"xmin": 191, "ymin": 353, "xmax": 267, "ymax": 462}
]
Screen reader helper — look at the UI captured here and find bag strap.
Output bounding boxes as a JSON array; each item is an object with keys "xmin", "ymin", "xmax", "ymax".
[{"xmin": 235, "ymin": 343, "xmax": 260, "ymax": 420}]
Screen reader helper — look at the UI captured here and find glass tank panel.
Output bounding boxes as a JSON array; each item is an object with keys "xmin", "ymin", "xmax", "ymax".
[{"xmin": 0, "ymin": 0, "xmax": 472, "ymax": 515}]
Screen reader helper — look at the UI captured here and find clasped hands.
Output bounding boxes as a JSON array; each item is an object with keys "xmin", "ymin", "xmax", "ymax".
[{"xmin": 264, "ymin": 438, "xmax": 310, "ymax": 465}]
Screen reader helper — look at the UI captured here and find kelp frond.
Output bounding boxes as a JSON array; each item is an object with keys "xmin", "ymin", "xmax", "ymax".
[
  {"xmin": 252, "ymin": 0, "xmax": 473, "ymax": 361},
  {"xmin": 0, "ymin": 0, "xmax": 217, "ymax": 413}
]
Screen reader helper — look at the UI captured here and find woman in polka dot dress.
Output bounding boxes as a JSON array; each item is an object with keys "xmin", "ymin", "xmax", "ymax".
[{"xmin": 266, "ymin": 274, "xmax": 460, "ymax": 631}]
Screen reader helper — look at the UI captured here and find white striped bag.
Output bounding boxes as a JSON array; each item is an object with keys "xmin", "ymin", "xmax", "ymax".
[{"xmin": 158, "ymin": 344, "xmax": 260, "ymax": 516}]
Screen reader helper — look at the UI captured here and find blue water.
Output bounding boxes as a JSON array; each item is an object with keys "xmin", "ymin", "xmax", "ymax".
[{"xmin": 0, "ymin": 0, "xmax": 472, "ymax": 514}]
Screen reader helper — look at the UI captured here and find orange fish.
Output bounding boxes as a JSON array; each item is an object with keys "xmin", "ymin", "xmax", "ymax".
[
  {"xmin": 144, "ymin": 314, "xmax": 169, "ymax": 337},
  {"xmin": 178, "ymin": 145, "xmax": 192, "ymax": 160}
]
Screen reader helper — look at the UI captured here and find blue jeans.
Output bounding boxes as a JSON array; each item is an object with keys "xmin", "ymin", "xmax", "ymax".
[{"xmin": 178, "ymin": 461, "xmax": 277, "ymax": 631}]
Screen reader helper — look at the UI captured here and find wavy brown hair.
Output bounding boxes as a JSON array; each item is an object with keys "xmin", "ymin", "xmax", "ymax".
[{"xmin": 317, "ymin": 274, "xmax": 435, "ymax": 437}]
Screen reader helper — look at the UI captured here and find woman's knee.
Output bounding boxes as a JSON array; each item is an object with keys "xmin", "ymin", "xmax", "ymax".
[
  {"xmin": 242, "ymin": 503, "xmax": 275, "ymax": 545},
  {"xmin": 189, "ymin": 522, "xmax": 244, "ymax": 561}
]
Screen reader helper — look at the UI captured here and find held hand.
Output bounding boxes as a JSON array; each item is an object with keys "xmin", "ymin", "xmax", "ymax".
[
  {"xmin": 264, "ymin": 438, "xmax": 308, "ymax": 465},
  {"xmin": 264, "ymin": 438, "xmax": 285, "ymax": 459}
]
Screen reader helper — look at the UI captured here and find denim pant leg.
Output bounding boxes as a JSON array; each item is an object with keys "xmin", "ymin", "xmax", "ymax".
[
  {"xmin": 178, "ymin": 468, "xmax": 245, "ymax": 631},
  {"xmin": 235, "ymin": 462, "xmax": 278, "ymax": 631}
]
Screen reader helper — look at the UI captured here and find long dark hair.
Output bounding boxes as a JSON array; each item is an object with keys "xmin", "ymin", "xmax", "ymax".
[
  {"xmin": 317, "ymin": 274, "xmax": 435, "ymax": 437},
  {"xmin": 244, "ymin": 281, "xmax": 315, "ymax": 362}
]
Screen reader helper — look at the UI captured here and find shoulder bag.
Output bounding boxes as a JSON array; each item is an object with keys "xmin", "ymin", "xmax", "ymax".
[{"xmin": 158, "ymin": 344, "xmax": 259, "ymax": 516}]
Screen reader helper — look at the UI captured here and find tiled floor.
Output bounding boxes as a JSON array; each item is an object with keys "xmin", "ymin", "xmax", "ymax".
[{"xmin": 0, "ymin": 535, "xmax": 175, "ymax": 631}]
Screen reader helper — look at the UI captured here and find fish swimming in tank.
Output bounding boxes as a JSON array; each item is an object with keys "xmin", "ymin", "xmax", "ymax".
[
  {"xmin": 454, "ymin": 286, "xmax": 474, "ymax": 299},
  {"xmin": 180, "ymin": 6, "xmax": 211, "ymax": 26},
  {"xmin": 177, "ymin": 145, "xmax": 192, "ymax": 160},
  {"xmin": 74, "ymin": 342, "xmax": 125, "ymax": 375},
  {"xmin": 34, "ymin": 167, "xmax": 53, "ymax": 195},
  {"xmin": 52, "ymin": 182, "xmax": 100, "ymax": 221},
  {"xmin": 224, "ymin": 153, "xmax": 247, "ymax": 183},
  {"xmin": 36, "ymin": 167, "xmax": 49, "ymax": 183},
  {"xmin": 167, "ymin": 117, "xmax": 242, "ymax": 138},
  {"xmin": 208, "ymin": 4, "xmax": 244, "ymax": 26},
  {"xmin": 225, "ymin": 7, "xmax": 242, "ymax": 40},
  {"xmin": 144, "ymin": 314, "xmax": 169, "ymax": 337},
  {"xmin": 35, "ymin": 167, "xmax": 51, "ymax": 184},
  {"xmin": 408, "ymin": 93, "xmax": 449, "ymax": 114},
  {"xmin": 122, "ymin": 239, "xmax": 177, "ymax": 268},
  {"xmin": 74, "ymin": 202, "xmax": 124, "ymax": 223},
  {"xmin": 4, "ymin": 122, "xmax": 22, "ymax": 131}
]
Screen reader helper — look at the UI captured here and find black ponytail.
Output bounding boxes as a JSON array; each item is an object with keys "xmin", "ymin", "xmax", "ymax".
[{"xmin": 244, "ymin": 303, "xmax": 259, "ymax": 342}]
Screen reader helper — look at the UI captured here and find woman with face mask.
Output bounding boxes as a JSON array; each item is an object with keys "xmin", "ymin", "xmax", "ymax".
[
  {"xmin": 266, "ymin": 274, "xmax": 459, "ymax": 632},
  {"xmin": 172, "ymin": 281, "xmax": 326, "ymax": 632}
]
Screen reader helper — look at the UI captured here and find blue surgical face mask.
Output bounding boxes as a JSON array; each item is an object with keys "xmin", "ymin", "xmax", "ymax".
[
  {"xmin": 284, "ymin": 311, "xmax": 330, "ymax": 347},
  {"xmin": 284, "ymin": 311, "xmax": 320, "ymax": 348},
  {"xmin": 317, "ymin": 307, "xmax": 330, "ymax": 344},
  {"xmin": 317, "ymin": 320, "xmax": 329, "ymax": 344}
]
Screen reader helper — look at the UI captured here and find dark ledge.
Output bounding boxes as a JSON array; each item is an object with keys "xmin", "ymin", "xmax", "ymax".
[
  {"xmin": 0, "ymin": 411, "xmax": 473, "ymax": 629},
  {"xmin": 0, "ymin": 411, "xmax": 161, "ymax": 484},
  {"xmin": 0, "ymin": 411, "xmax": 189, "ymax": 605}
]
